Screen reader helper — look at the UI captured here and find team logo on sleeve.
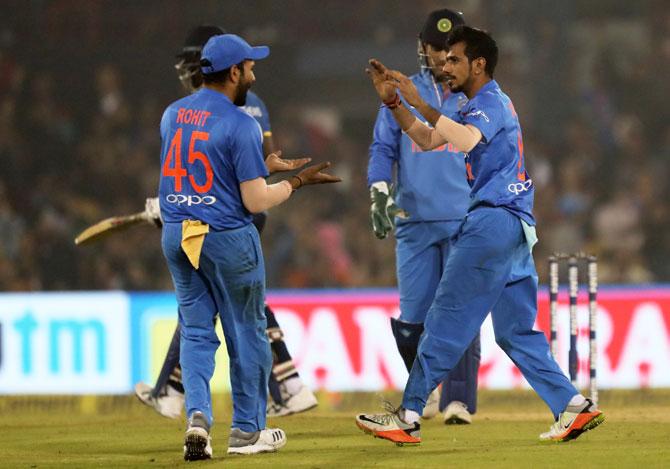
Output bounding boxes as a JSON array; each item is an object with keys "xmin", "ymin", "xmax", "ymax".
[
  {"xmin": 465, "ymin": 110, "xmax": 490, "ymax": 122},
  {"xmin": 507, "ymin": 179, "xmax": 533, "ymax": 195}
]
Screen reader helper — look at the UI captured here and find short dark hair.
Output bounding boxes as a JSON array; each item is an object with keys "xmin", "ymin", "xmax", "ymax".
[
  {"xmin": 200, "ymin": 60, "xmax": 244, "ymax": 84},
  {"xmin": 447, "ymin": 26, "xmax": 498, "ymax": 76}
]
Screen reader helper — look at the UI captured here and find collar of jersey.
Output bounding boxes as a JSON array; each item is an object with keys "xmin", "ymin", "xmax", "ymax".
[
  {"xmin": 198, "ymin": 87, "xmax": 235, "ymax": 105},
  {"xmin": 475, "ymin": 79, "xmax": 500, "ymax": 97}
]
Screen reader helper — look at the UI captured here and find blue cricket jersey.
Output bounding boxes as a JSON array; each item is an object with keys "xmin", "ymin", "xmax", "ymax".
[
  {"xmin": 368, "ymin": 70, "xmax": 471, "ymax": 223},
  {"xmin": 458, "ymin": 80, "xmax": 535, "ymax": 225},
  {"xmin": 242, "ymin": 91, "xmax": 272, "ymax": 136},
  {"xmin": 158, "ymin": 87, "xmax": 269, "ymax": 230}
]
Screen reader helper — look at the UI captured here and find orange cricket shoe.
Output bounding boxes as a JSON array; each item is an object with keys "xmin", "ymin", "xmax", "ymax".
[
  {"xmin": 356, "ymin": 405, "xmax": 421, "ymax": 446},
  {"xmin": 539, "ymin": 398, "xmax": 605, "ymax": 442}
]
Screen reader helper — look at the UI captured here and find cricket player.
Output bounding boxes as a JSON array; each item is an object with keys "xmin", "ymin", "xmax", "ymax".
[
  {"xmin": 357, "ymin": 26, "xmax": 604, "ymax": 444},
  {"xmin": 159, "ymin": 34, "xmax": 340, "ymax": 460},
  {"xmin": 135, "ymin": 25, "xmax": 318, "ymax": 420},
  {"xmin": 368, "ymin": 8, "xmax": 480, "ymax": 424}
]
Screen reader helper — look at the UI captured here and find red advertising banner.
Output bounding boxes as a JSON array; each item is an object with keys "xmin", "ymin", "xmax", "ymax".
[{"xmin": 267, "ymin": 288, "xmax": 670, "ymax": 391}]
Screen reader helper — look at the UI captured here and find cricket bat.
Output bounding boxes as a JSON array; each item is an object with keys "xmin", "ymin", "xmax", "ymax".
[{"xmin": 74, "ymin": 211, "xmax": 149, "ymax": 245}]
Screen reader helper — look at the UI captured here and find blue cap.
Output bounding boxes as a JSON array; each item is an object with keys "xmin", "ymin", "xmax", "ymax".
[{"xmin": 200, "ymin": 34, "xmax": 270, "ymax": 74}]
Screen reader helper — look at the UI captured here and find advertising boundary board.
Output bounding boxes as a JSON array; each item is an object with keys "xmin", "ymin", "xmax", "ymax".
[{"xmin": 0, "ymin": 287, "xmax": 668, "ymax": 394}]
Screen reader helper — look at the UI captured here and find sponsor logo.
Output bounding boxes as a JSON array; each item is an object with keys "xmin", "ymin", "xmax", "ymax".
[
  {"xmin": 508, "ymin": 178, "xmax": 533, "ymax": 195},
  {"xmin": 465, "ymin": 109, "xmax": 490, "ymax": 122},
  {"xmin": 166, "ymin": 194, "xmax": 216, "ymax": 206},
  {"xmin": 268, "ymin": 291, "xmax": 670, "ymax": 391},
  {"xmin": 13, "ymin": 312, "xmax": 107, "ymax": 374},
  {"xmin": 0, "ymin": 293, "xmax": 130, "ymax": 394}
]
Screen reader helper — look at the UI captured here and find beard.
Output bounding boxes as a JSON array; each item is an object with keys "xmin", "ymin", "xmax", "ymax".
[
  {"xmin": 446, "ymin": 70, "xmax": 474, "ymax": 94},
  {"xmin": 233, "ymin": 79, "xmax": 252, "ymax": 106},
  {"xmin": 447, "ymin": 80, "xmax": 465, "ymax": 93},
  {"xmin": 446, "ymin": 64, "xmax": 473, "ymax": 94}
]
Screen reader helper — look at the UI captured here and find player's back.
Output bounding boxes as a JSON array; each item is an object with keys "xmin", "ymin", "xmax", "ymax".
[{"xmin": 158, "ymin": 87, "xmax": 268, "ymax": 230}]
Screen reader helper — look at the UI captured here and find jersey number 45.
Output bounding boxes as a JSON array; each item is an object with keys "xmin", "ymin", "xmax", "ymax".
[{"xmin": 162, "ymin": 128, "xmax": 213, "ymax": 193}]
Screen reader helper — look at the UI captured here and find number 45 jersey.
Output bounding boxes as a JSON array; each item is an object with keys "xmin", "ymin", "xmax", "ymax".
[{"xmin": 158, "ymin": 87, "xmax": 269, "ymax": 230}]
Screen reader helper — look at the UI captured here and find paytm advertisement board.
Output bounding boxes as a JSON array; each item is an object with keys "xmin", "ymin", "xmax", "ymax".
[
  {"xmin": 1, "ymin": 288, "xmax": 669, "ymax": 394},
  {"xmin": 0, "ymin": 292, "xmax": 130, "ymax": 394}
]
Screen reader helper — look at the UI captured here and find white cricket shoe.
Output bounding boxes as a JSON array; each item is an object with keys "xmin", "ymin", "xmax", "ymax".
[
  {"xmin": 539, "ymin": 398, "xmax": 604, "ymax": 442},
  {"xmin": 443, "ymin": 401, "xmax": 472, "ymax": 425},
  {"xmin": 183, "ymin": 412, "xmax": 212, "ymax": 461},
  {"xmin": 134, "ymin": 382, "xmax": 184, "ymax": 419},
  {"xmin": 267, "ymin": 383, "xmax": 318, "ymax": 417},
  {"xmin": 421, "ymin": 388, "xmax": 440, "ymax": 419},
  {"xmin": 227, "ymin": 427, "xmax": 287, "ymax": 455}
]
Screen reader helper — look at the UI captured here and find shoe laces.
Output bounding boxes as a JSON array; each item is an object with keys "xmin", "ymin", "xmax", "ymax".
[
  {"xmin": 369, "ymin": 400, "xmax": 401, "ymax": 425},
  {"xmin": 381, "ymin": 399, "xmax": 401, "ymax": 413}
]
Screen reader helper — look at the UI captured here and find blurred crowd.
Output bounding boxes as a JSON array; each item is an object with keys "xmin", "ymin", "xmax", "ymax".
[{"xmin": 0, "ymin": 0, "xmax": 668, "ymax": 291}]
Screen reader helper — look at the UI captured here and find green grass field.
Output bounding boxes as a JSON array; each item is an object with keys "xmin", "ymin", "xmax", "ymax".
[{"xmin": 2, "ymin": 390, "xmax": 669, "ymax": 468}]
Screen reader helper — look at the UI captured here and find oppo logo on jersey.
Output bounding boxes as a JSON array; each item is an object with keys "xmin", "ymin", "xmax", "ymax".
[
  {"xmin": 166, "ymin": 194, "xmax": 217, "ymax": 206},
  {"xmin": 507, "ymin": 179, "xmax": 533, "ymax": 195}
]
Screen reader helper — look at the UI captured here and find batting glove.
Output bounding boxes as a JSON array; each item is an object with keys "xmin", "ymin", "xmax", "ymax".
[
  {"xmin": 145, "ymin": 197, "xmax": 163, "ymax": 228},
  {"xmin": 369, "ymin": 181, "xmax": 408, "ymax": 239}
]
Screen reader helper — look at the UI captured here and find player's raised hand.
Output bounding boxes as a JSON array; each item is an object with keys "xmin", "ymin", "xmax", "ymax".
[
  {"xmin": 366, "ymin": 59, "xmax": 398, "ymax": 102},
  {"xmin": 386, "ymin": 70, "xmax": 423, "ymax": 109},
  {"xmin": 265, "ymin": 150, "xmax": 311, "ymax": 174},
  {"xmin": 292, "ymin": 161, "xmax": 342, "ymax": 188}
]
